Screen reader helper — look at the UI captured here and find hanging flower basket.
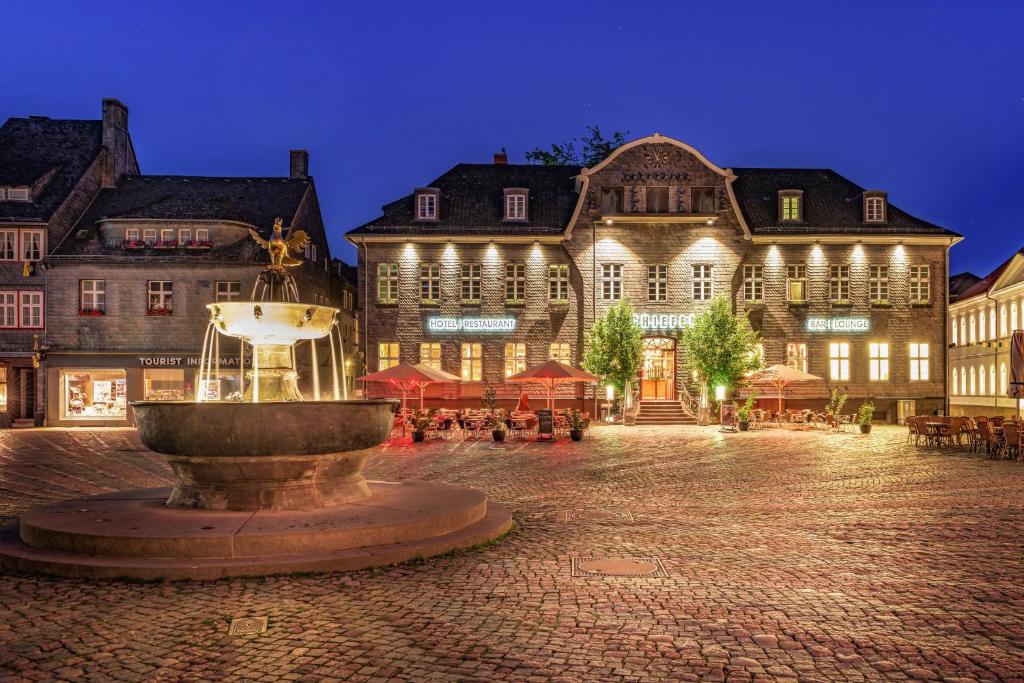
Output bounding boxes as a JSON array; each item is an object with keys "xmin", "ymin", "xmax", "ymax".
[
  {"xmin": 146, "ymin": 308, "xmax": 173, "ymax": 316},
  {"xmin": 78, "ymin": 308, "xmax": 105, "ymax": 317},
  {"xmin": 153, "ymin": 240, "xmax": 178, "ymax": 249},
  {"xmin": 121, "ymin": 240, "xmax": 145, "ymax": 250}
]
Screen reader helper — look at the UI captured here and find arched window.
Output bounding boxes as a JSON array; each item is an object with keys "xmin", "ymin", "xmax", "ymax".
[
  {"xmin": 961, "ymin": 366, "xmax": 967, "ymax": 395},
  {"xmin": 1013, "ymin": 302, "xmax": 1019, "ymax": 333},
  {"xmin": 969, "ymin": 314, "xmax": 977, "ymax": 343},
  {"xmin": 1001, "ymin": 363, "xmax": 1008, "ymax": 395},
  {"xmin": 979, "ymin": 364, "xmax": 986, "ymax": 395},
  {"xmin": 952, "ymin": 316, "xmax": 959, "ymax": 345},
  {"xmin": 990, "ymin": 306, "xmax": 997, "ymax": 339},
  {"xmin": 960, "ymin": 317, "xmax": 967, "ymax": 345},
  {"xmin": 1001, "ymin": 305, "xmax": 1008, "ymax": 338},
  {"xmin": 952, "ymin": 368, "xmax": 959, "ymax": 395},
  {"xmin": 979, "ymin": 310, "xmax": 986, "ymax": 342},
  {"xmin": 970, "ymin": 366, "xmax": 976, "ymax": 395},
  {"xmin": 990, "ymin": 364, "xmax": 997, "ymax": 397}
]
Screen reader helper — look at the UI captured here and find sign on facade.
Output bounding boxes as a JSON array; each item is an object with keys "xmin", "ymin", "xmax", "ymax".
[
  {"xmin": 633, "ymin": 313, "xmax": 694, "ymax": 331},
  {"xmin": 805, "ymin": 317, "xmax": 870, "ymax": 332},
  {"xmin": 427, "ymin": 317, "xmax": 517, "ymax": 333}
]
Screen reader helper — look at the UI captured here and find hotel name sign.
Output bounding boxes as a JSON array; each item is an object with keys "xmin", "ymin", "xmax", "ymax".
[
  {"xmin": 633, "ymin": 313, "xmax": 694, "ymax": 331},
  {"xmin": 806, "ymin": 317, "xmax": 870, "ymax": 332},
  {"xmin": 427, "ymin": 316, "xmax": 517, "ymax": 333}
]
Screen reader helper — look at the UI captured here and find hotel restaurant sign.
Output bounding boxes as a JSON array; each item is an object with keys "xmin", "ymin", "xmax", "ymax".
[{"xmin": 427, "ymin": 316, "xmax": 517, "ymax": 333}]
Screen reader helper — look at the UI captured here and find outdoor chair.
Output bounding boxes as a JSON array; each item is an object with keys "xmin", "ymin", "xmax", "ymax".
[
  {"xmin": 907, "ymin": 416, "xmax": 919, "ymax": 445},
  {"xmin": 990, "ymin": 416, "xmax": 1005, "ymax": 428},
  {"xmin": 939, "ymin": 416, "xmax": 963, "ymax": 447},
  {"xmin": 964, "ymin": 417, "xmax": 982, "ymax": 453},
  {"xmin": 978, "ymin": 420, "xmax": 1002, "ymax": 458},
  {"xmin": 1002, "ymin": 421, "xmax": 1020, "ymax": 460}
]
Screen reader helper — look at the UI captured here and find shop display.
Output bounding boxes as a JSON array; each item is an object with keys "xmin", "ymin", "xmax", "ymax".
[{"xmin": 62, "ymin": 371, "xmax": 127, "ymax": 419}]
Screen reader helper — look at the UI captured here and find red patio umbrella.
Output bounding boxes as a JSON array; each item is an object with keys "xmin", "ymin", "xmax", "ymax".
[
  {"xmin": 506, "ymin": 360, "xmax": 599, "ymax": 410},
  {"xmin": 357, "ymin": 363, "xmax": 461, "ymax": 410}
]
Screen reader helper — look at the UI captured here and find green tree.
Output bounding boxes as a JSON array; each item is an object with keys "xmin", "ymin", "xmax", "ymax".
[
  {"xmin": 583, "ymin": 300, "xmax": 644, "ymax": 410},
  {"xmin": 680, "ymin": 296, "xmax": 763, "ymax": 400},
  {"xmin": 526, "ymin": 126, "xmax": 629, "ymax": 167}
]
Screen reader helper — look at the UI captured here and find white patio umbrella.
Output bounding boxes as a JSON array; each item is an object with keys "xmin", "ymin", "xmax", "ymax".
[
  {"xmin": 357, "ymin": 363, "xmax": 461, "ymax": 410},
  {"xmin": 746, "ymin": 364, "xmax": 825, "ymax": 414}
]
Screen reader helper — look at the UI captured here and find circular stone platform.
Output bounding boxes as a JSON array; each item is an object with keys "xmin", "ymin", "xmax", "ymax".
[{"xmin": 0, "ymin": 481, "xmax": 511, "ymax": 581}]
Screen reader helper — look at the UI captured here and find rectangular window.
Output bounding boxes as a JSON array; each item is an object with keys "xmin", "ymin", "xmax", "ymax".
[
  {"xmin": 419, "ymin": 342, "xmax": 442, "ymax": 370},
  {"xmin": 781, "ymin": 195, "xmax": 800, "ymax": 221},
  {"xmin": 909, "ymin": 343, "xmax": 930, "ymax": 381},
  {"xmin": 0, "ymin": 230, "xmax": 17, "ymax": 260},
  {"xmin": 601, "ymin": 264, "xmax": 622, "ymax": 301},
  {"xmin": 829, "ymin": 342, "xmax": 850, "ymax": 381},
  {"xmin": 143, "ymin": 228, "xmax": 157, "ymax": 245},
  {"xmin": 787, "ymin": 264, "xmax": 807, "ymax": 302},
  {"xmin": 416, "ymin": 193, "xmax": 437, "ymax": 220},
  {"xmin": 869, "ymin": 265, "xmax": 889, "ymax": 303},
  {"xmin": 215, "ymin": 281, "xmax": 241, "ymax": 302},
  {"xmin": 785, "ymin": 342, "xmax": 807, "ymax": 373},
  {"xmin": 461, "ymin": 342, "xmax": 482, "ymax": 381},
  {"xmin": 505, "ymin": 263, "xmax": 525, "ymax": 301},
  {"xmin": 601, "ymin": 187, "xmax": 623, "ymax": 214},
  {"xmin": 19, "ymin": 291, "xmax": 43, "ymax": 328},
  {"xmin": 743, "ymin": 265, "xmax": 763, "ymax": 302},
  {"xmin": 378, "ymin": 342, "xmax": 399, "ymax": 371},
  {"xmin": 7, "ymin": 188, "xmax": 29, "ymax": 201},
  {"xmin": 21, "ymin": 229, "xmax": 44, "ymax": 261},
  {"xmin": 549, "ymin": 342, "xmax": 571, "ymax": 362},
  {"xmin": 195, "ymin": 228, "xmax": 210, "ymax": 242},
  {"xmin": 869, "ymin": 342, "xmax": 889, "ymax": 381},
  {"xmin": 646, "ymin": 186, "xmax": 669, "ymax": 213},
  {"xmin": 377, "ymin": 263, "xmax": 398, "ymax": 302},
  {"xmin": 505, "ymin": 193, "xmax": 526, "ymax": 220},
  {"xmin": 177, "ymin": 228, "xmax": 192, "ymax": 243},
  {"xmin": 144, "ymin": 368, "xmax": 187, "ymax": 401},
  {"xmin": 0, "ymin": 292, "xmax": 16, "ymax": 327},
  {"xmin": 80, "ymin": 280, "xmax": 105, "ymax": 313},
  {"xmin": 147, "ymin": 281, "xmax": 173, "ymax": 313},
  {"xmin": 61, "ymin": 369, "xmax": 127, "ymax": 420},
  {"xmin": 693, "ymin": 264, "xmax": 713, "ymax": 301},
  {"xmin": 865, "ymin": 196, "xmax": 885, "ymax": 222},
  {"xmin": 909, "ymin": 265, "xmax": 930, "ymax": 303},
  {"xmin": 548, "ymin": 264, "xmax": 569, "ymax": 301},
  {"xmin": 647, "ymin": 264, "xmax": 667, "ymax": 302},
  {"xmin": 692, "ymin": 187, "xmax": 716, "ymax": 213},
  {"xmin": 461, "ymin": 263, "xmax": 481, "ymax": 302},
  {"xmin": 124, "ymin": 228, "xmax": 140, "ymax": 242},
  {"xmin": 159, "ymin": 228, "xmax": 175, "ymax": 244},
  {"xmin": 420, "ymin": 263, "xmax": 440, "ymax": 302},
  {"xmin": 504, "ymin": 342, "xmax": 526, "ymax": 377},
  {"xmin": 829, "ymin": 265, "xmax": 850, "ymax": 302}
]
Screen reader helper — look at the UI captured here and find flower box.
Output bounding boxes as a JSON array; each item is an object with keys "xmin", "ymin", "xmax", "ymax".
[
  {"xmin": 153, "ymin": 240, "xmax": 178, "ymax": 249},
  {"xmin": 185, "ymin": 240, "xmax": 213, "ymax": 249},
  {"xmin": 121, "ymin": 240, "xmax": 145, "ymax": 250},
  {"xmin": 79, "ymin": 309, "xmax": 105, "ymax": 317},
  {"xmin": 146, "ymin": 308, "xmax": 173, "ymax": 316}
]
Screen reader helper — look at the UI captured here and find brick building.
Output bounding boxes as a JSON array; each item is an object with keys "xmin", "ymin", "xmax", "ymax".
[{"xmin": 348, "ymin": 134, "xmax": 960, "ymax": 422}]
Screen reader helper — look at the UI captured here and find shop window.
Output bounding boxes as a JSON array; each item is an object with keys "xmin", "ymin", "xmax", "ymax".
[
  {"xmin": 548, "ymin": 264, "xmax": 569, "ymax": 302},
  {"xmin": 19, "ymin": 291, "xmax": 42, "ymax": 328},
  {"xmin": 909, "ymin": 265, "xmax": 930, "ymax": 303},
  {"xmin": 549, "ymin": 342, "xmax": 571, "ymax": 363},
  {"xmin": 829, "ymin": 342, "xmax": 850, "ymax": 381},
  {"xmin": 505, "ymin": 263, "xmax": 525, "ymax": 302},
  {"xmin": 504, "ymin": 190, "xmax": 527, "ymax": 221},
  {"xmin": 144, "ymin": 368, "xmax": 186, "ymax": 401},
  {"xmin": 420, "ymin": 342, "xmax": 442, "ymax": 370},
  {"xmin": 647, "ymin": 264, "xmax": 667, "ymax": 302},
  {"xmin": 743, "ymin": 265, "xmax": 763, "ymax": 303},
  {"xmin": 215, "ymin": 281, "xmax": 241, "ymax": 302},
  {"xmin": 868, "ymin": 342, "xmax": 889, "ymax": 381},
  {"xmin": 601, "ymin": 264, "xmax": 622, "ymax": 301},
  {"xmin": 692, "ymin": 264, "xmax": 713, "ymax": 301},
  {"xmin": 80, "ymin": 279, "xmax": 105, "ymax": 314},
  {"xmin": 378, "ymin": 342, "xmax": 399, "ymax": 371},
  {"xmin": 786, "ymin": 264, "xmax": 807, "ymax": 302},
  {"xmin": 0, "ymin": 292, "xmax": 15, "ymax": 328},
  {"xmin": 377, "ymin": 263, "xmax": 398, "ymax": 302},
  {"xmin": 147, "ymin": 281, "xmax": 173, "ymax": 314},
  {"xmin": 199, "ymin": 371, "xmax": 242, "ymax": 401},
  {"xmin": 601, "ymin": 187, "xmax": 623, "ymax": 214},
  {"xmin": 0, "ymin": 230, "xmax": 16, "ymax": 261},
  {"xmin": 461, "ymin": 342, "xmax": 482, "ymax": 381},
  {"xmin": 692, "ymin": 187, "xmax": 716, "ymax": 214},
  {"xmin": 21, "ymin": 229, "xmax": 44, "ymax": 261},
  {"xmin": 829, "ymin": 265, "xmax": 850, "ymax": 303},
  {"xmin": 909, "ymin": 343, "xmax": 929, "ymax": 381},
  {"xmin": 420, "ymin": 263, "xmax": 440, "ymax": 303},
  {"xmin": 61, "ymin": 369, "xmax": 127, "ymax": 420},
  {"xmin": 869, "ymin": 265, "xmax": 889, "ymax": 304},
  {"xmin": 646, "ymin": 186, "xmax": 669, "ymax": 213},
  {"xmin": 504, "ymin": 342, "xmax": 526, "ymax": 378},
  {"xmin": 461, "ymin": 264, "xmax": 481, "ymax": 303},
  {"xmin": 785, "ymin": 342, "xmax": 807, "ymax": 373}
]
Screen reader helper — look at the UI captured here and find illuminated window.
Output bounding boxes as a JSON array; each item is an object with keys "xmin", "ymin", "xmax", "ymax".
[
  {"xmin": 743, "ymin": 265, "xmax": 763, "ymax": 302},
  {"xmin": 829, "ymin": 265, "xmax": 850, "ymax": 302},
  {"xmin": 969, "ymin": 366, "xmax": 976, "ymax": 395},
  {"xmin": 504, "ymin": 342, "xmax": 526, "ymax": 377},
  {"xmin": 215, "ymin": 281, "xmax": 241, "ymax": 302},
  {"xmin": 415, "ymin": 191, "xmax": 438, "ymax": 220},
  {"xmin": 969, "ymin": 314, "xmax": 976, "ymax": 343},
  {"xmin": 419, "ymin": 342, "xmax": 441, "ymax": 370},
  {"xmin": 195, "ymin": 228, "xmax": 210, "ymax": 243},
  {"xmin": 378, "ymin": 342, "xmax": 399, "ymax": 371},
  {"xmin": 909, "ymin": 343, "xmax": 929, "ymax": 381},
  {"xmin": 779, "ymin": 191, "xmax": 802, "ymax": 222},
  {"xmin": 506, "ymin": 263, "xmax": 525, "ymax": 301},
  {"xmin": 147, "ymin": 281, "xmax": 173, "ymax": 313},
  {"xmin": 692, "ymin": 264, "xmax": 713, "ymax": 301},
  {"xmin": 1001, "ymin": 305, "xmax": 1008, "ymax": 338},
  {"xmin": 868, "ymin": 342, "xmax": 889, "ymax": 381},
  {"xmin": 61, "ymin": 369, "xmax": 127, "ymax": 420},
  {"xmin": 786, "ymin": 264, "xmax": 807, "ymax": 302},
  {"xmin": 21, "ymin": 229, "xmax": 44, "ymax": 261},
  {"xmin": 7, "ymin": 187, "xmax": 29, "ymax": 201},
  {"xmin": 989, "ymin": 363, "xmax": 996, "ymax": 395},
  {"xmin": 124, "ymin": 228, "xmax": 140, "ymax": 242},
  {"xmin": 829, "ymin": 342, "xmax": 850, "ymax": 381},
  {"xmin": 143, "ymin": 228, "xmax": 157, "ymax": 244},
  {"xmin": 0, "ymin": 367, "xmax": 5, "ymax": 409},
  {"xmin": 601, "ymin": 264, "xmax": 622, "ymax": 301},
  {"xmin": 461, "ymin": 342, "xmax": 482, "ymax": 381},
  {"xmin": 647, "ymin": 264, "xmax": 667, "ymax": 302},
  {"xmin": 951, "ymin": 316, "xmax": 959, "ymax": 345},
  {"xmin": 144, "ymin": 369, "xmax": 186, "ymax": 401},
  {"xmin": 864, "ymin": 195, "xmax": 886, "ymax": 223},
  {"xmin": 960, "ymin": 316, "xmax": 967, "ymax": 344},
  {"xmin": 160, "ymin": 228, "xmax": 175, "ymax": 244},
  {"xmin": 646, "ymin": 186, "xmax": 669, "ymax": 213},
  {"xmin": 19, "ymin": 291, "xmax": 43, "ymax": 328},
  {"xmin": 0, "ymin": 292, "xmax": 16, "ymax": 327},
  {"xmin": 1013, "ymin": 302, "xmax": 1019, "ymax": 333},
  {"xmin": 785, "ymin": 342, "xmax": 807, "ymax": 373},
  {"xmin": 0, "ymin": 230, "xmax": 16, "ymax": 260},
  {"xmin": 420, "ymin": 263, "xmax": 440, "ymax": 302},
  {"xmin": 80, "ymin": 280, "xmax": 105, "ymax": 313},
  {"xmin": 549, "ymin": 342, "xmax": 571, "ymax": 362},
  {"xmin": 952, "ymin": 368, "xmax": 958, "ymax": 395},
  {"xmin": 548, "ymin": 264, "xmax": 569, "ymax": 301},
  {"xmin": 978, "ymin": 363, "xmax": 986, "ymax": 395},
  {"xmin": 461, "ymin": 263, "xmax": 481, "ymax": 302},
  {"xmin": 692, "ymin": 187, "xmax": 716, "ymax": 213},
  {"xmin": 377, "ymin": 263, "xmax": 398, "ymax": 302},
  {"xmin": 869, "ymin": 265, "xmax": 889, "ymax": 303},
  {"xmin": 504, "ymin": 190, "xmax": 527, "ymax": 220},
  {"xmin": 989, "ymin": 306, "xmax": 996, "ymax": 339},
  {"xmin": 1001, "ymin": 362, "xmax": 1008, "ymax": 394},
  {"xmin": 960, "ymin": 366, "xmax": 967, "ymax": 395},
  {"xmin": 178, "ymin": 228, "xmax": 192, "ymax": 243},
  {"xmin": 978, "ymin": 309, "xmax": 986, "ymax": 342},
  {"xmin": 909, "ymin": 265, "xmax": 930, "ymax": 303}
]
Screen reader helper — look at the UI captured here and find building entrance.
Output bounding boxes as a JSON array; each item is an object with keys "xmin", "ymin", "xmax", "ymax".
[{"xmin": 641, "ymin": 337, "xmax": 675, "ymax": 400}]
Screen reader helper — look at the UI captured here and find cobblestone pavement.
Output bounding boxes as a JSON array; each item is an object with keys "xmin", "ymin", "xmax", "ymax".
[{"xmin": 1, "ymin": 425, "xmax": 1024, "ymax": 682}]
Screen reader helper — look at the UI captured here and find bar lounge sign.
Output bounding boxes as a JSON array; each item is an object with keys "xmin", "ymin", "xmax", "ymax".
[
  {"xmin": 427, "ymin": 316, "xmax": 517, "ymax": 333},
  {"xmin": 806, "ymin": 317, "xmax": 870, "ymax": 332}
]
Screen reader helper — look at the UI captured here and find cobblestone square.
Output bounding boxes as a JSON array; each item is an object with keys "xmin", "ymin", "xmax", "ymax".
[{"xmin": 1, "ymin": 425, "xmax": 1023, "ymax": 681}]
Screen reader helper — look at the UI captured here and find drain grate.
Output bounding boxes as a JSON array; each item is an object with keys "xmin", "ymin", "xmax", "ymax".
[
  {"xmin": 561, "ymin": 507, "xmax": 634, "ymax": 523},
  {"xmin": 572, "ymin": 557, "xmax": 667, "ymax": 578},
  {"xmin": 228, "ymin": 616, "xmax": 268, "ymax": 635}
]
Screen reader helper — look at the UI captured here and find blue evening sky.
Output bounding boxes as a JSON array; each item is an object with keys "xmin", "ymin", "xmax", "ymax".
[{"xmin": 3, "ymin": 1, "xmax": 1022, "ymax": 276}]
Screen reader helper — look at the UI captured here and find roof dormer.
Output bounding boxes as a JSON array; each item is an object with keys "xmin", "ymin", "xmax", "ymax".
[
  {"xmin": 503, "ymin": 188, "xmax": 528, "ymax": 221},
  {"xmin": 414, "ymin": 187, "xmax": 440, "ymax": 221},
  {"xmin": 0, "ymin": 187, "xmax": 31, "ymax": 202},
  {"xmin": 863, "ymin": 191, "xmax": 887, "ymax": 224},
  {"xmin": 777, "ymin": 189, "xmax": 803, "ymax": 223}
]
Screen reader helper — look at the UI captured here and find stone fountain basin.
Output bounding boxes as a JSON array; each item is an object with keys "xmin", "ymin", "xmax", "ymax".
[
  {"xmin": 132, "ymin": 400, "xmax": 397, "ymax": 511},
  {"xmin": 208, "ymin": 301, "xmax": 339, "ymax": 346}
]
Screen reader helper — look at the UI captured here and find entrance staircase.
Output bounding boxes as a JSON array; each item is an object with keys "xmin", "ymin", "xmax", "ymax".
[{"xmin": 635, "ymin": 399, "xmax": 696, "ymax": 426}]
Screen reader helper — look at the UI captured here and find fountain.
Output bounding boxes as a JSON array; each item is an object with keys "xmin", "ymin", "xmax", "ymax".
[{"xmin": 0, "ymin": 220, "xmax": 511, "ymax": 580}]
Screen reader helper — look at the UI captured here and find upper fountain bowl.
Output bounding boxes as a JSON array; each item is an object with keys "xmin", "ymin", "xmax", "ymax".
[{"xmin": 208, "ymin": 302, "xmax": 339, "ymax": 346}]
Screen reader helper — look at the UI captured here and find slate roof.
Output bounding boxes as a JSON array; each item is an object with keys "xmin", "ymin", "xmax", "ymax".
[
  {"xmin": 730, "ymin": 168, "xmax": 958, "ymax": 237},
  {"xmin": 333, "ymin": 259, "xmax": 357, "ymax": 286},
  {"xmin": 0, "ymin": 117, "xmax": 103, "ymax": 222},
  {"xmin": 950, "ymin": 249, "xmax": 1024, "ymax": 303},
  {"xmin": 55, "ymin": 175, "xmax": 311, "ymax": 257},
  {"xmin": 348, "ymin": 163, "xmax": 582, "ymax": 238},
  {"xmin": 949, "ymin": 272, "xmax": 982, "ymax": 301}
]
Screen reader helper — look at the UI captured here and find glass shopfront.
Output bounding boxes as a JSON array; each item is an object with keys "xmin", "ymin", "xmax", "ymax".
[
  {"xmin": 143, "ymin": 368, "xmax": 187, "ymax": 401},
  {"xmin": 198, "ymin": 370, "xmax": 243, "ymax": 401},
  {"xmin": 61, "ymin": 369, "xmax": 127, "ymax": 420}
]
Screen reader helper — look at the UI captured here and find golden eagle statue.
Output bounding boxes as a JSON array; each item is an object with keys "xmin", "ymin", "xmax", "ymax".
[{"xmin": 249, "ymin": 218, "xmax": 310, "ymax": 271}]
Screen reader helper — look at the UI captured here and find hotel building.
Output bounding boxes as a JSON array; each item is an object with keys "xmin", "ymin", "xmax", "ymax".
[{"xmin": 348, "ymin": 134, "xmax": 959, "ymax": 422}]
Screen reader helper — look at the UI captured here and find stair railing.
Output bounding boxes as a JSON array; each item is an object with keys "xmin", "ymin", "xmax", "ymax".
[{"xmin": 678, "ymin": 382, "xmax": 701, "ymax": 418}]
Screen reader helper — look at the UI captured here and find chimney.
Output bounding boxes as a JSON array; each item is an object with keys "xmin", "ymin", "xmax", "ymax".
[
  {"xmin": 493, "ymin": 147, "xmax": 508, "ymax": 165},
  {"xmin": 290, "ymin": 150, "xmax": 309, "ymax": 179},
  {"xmin": 101, "ymin": 98, "xmax": 130, "ymax": 188}
]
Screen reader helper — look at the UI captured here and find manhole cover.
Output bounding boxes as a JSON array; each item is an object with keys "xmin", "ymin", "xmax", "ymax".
[
  {"xmin": 562, "ymin": 508, "xmax": 634, "ymax": 523},
  {"xmin": 572, "ymin": 557, "xmax": 667, "ymax": 577},
  {"xmin": 228, "ymin": 616, "xmax": 268, "ymax": 635}
]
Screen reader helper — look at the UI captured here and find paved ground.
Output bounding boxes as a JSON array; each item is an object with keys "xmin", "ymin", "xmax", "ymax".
[{"xmin": 1, "ymin": 425, "xmax": 1023, "ymax": 682}]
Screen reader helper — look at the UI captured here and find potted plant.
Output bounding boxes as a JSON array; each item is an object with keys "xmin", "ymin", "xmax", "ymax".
[
  {"xmin": 488, "ymin": 410, "xmax": 507, "ymax": 442},
  {"xmin": 566, "ymin": 408, "xmax": 585, "ymax": 441},
  {"xmin": 411, "ymin": 409, "xmax": 434, "ymax": 443},
  {"xmin": 857, "ymin": 402, "xmax": 875, "ymax": 434},
  {"xmin": 824, "ymin": 389, "xmax": 848, "ymax": 429},
  {"xmin": 737, "ymin": 395, "xmax": 756, "ymax": 431}
]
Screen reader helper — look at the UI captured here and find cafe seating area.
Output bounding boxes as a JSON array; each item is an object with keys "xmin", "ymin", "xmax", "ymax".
[
  {"xmin": 907, "ymin": 415, "xmax": 1024, "ymax": 461},
  {"xmin": 390, "ymin": 408, "xmax": 591, "ymax": 442},
  {"xmin": 742, "ymin": 408, "xmax": 858, "ymax": 432}
]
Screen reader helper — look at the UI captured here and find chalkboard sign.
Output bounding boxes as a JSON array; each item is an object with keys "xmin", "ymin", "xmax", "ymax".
[
  {"xmin": 537, "ymin": 409, "xmax": 554, "ymax": 438},
  {"xmin": 720, "ymin": 402, "xmax": 737, "ymax": 432}
]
